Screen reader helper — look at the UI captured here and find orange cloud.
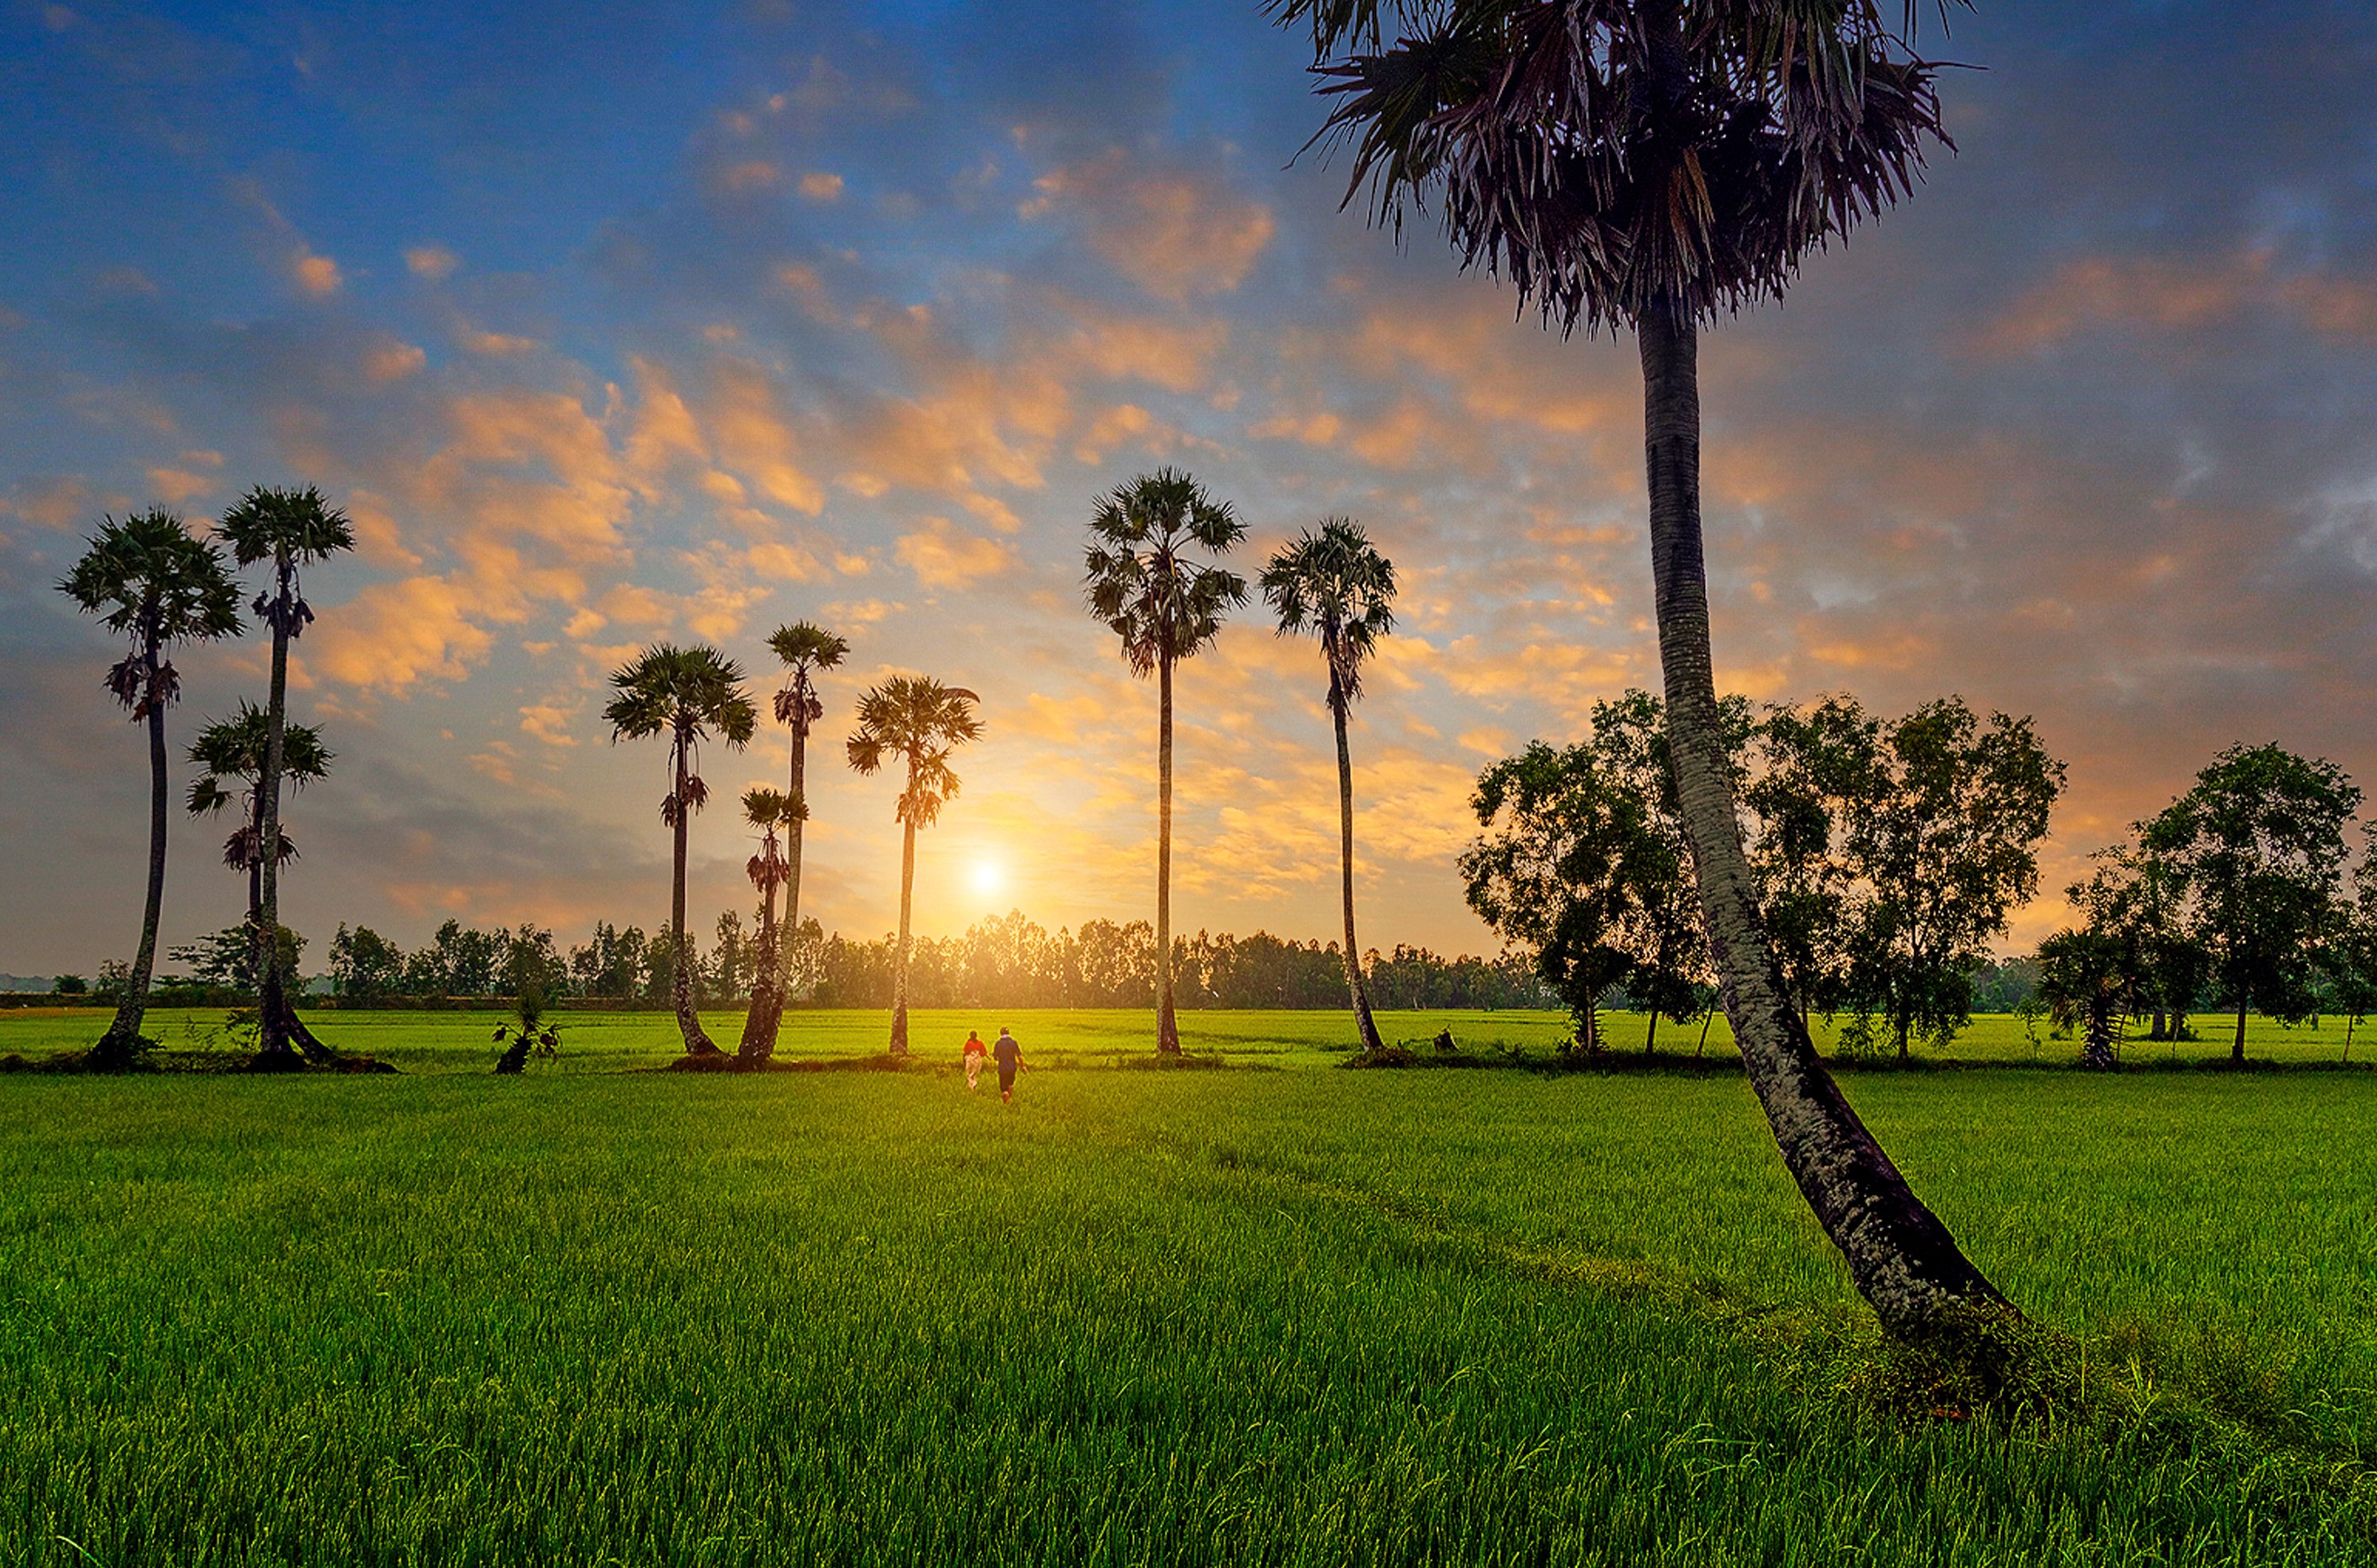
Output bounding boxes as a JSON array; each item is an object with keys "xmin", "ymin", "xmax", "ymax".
[{"xmin": 895, "ymin": 517, "xmax": 1015, "ymax": 590}]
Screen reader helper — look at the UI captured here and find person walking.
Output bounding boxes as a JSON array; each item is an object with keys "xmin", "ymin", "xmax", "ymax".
[
  {"xmin": 962, "ymin": 1028, "xmax": 987, "ymax": 1091},
  {"xmin": 993, "ymin": 1025, "xmax": 1024, "ymax": 1103}
]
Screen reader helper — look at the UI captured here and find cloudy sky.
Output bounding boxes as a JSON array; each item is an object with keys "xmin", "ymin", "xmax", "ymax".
[{"xmin": 2, "ymin": 0, "xmax": 2374, "ymax": 975}]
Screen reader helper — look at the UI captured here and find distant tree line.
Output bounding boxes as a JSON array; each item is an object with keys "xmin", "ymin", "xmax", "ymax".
[{"xmin": 292, "ymin": 907, "xmax": 1550, "ymax": 1012}]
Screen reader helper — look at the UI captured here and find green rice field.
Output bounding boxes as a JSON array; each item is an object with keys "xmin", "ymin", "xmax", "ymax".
[{"xmin": 5, "ymin": 1007, "xmax": 2377, "ymax": 1563}]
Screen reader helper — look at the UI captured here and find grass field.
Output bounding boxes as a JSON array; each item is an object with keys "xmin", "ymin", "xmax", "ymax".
[{"xmin": 6, "ymin": 1008, "xmax": 2377, "ymax": 1563}]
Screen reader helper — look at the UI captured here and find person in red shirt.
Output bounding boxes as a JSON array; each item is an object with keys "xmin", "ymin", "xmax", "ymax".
[{"xmin": 961, "ymin": 1028, "xmax": 987, "ymax": 1091}]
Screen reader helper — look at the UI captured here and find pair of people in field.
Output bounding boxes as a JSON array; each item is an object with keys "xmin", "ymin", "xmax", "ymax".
[{"xmin": 961, "ymin": 1027, "xmax": 1024, "ymax": 1101}]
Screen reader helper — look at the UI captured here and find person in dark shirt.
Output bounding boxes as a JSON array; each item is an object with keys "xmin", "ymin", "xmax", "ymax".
[{"xmin": 992, "ymin": 1026, "xmax": 1023, "ymax": 1102}]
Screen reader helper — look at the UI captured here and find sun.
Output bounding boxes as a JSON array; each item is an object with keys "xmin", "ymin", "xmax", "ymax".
[{"xmin": 971, "ymin": 858, "xmax": 1004, "ymax": 898}]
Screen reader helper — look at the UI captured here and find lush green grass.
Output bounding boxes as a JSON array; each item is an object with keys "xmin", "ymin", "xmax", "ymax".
[
  {"xmin": 6, "ymin": 1001, "xmax": 2372, "ymax": 1074},
  {"xmin": 6, "ymin": 1021, "xmax": 2377, "ymax": 1564}
]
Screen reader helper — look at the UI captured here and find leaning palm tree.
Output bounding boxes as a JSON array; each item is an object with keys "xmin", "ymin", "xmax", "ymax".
[
  {"xmin": 605, "ymin": 643, "xmax": 757, "ymax": 1056},
  {"xmin": 1276, "ymin": 2, "xmax": 2006, "ymax": 1344},
  {"xmin": 188, "ymin": 704, "xmax": 334, "ymax": 955},
  {"xmin": 1084, "ymin": 468, "xmax": 1247, "ymax": 1055},
  {"xmin": 846, "ymin": 676, "xmax": 982, "ymax": 1055},
  {"xmin": 1261, "ymin": 517, "xmax": 1395, "ymax": 1055},
  {"xmin": 58, "ymin": 509, "xmax": 243, "ymax": 1067},
  {"xmin": 736, "ymin": 785, "xmax": 796, "ymax": 1065},
  {"xmin": 766, "ymin": 622, "xmax": 850, "ymax": 1003},
  {"xmin": 219, "ymin": 484, "xmax": 353, "ymax": 1060}
]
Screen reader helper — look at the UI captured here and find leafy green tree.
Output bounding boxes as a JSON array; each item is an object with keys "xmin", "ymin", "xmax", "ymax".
[
  {"xmin": 1459, "ymin": 704, "xmax": 1716, "ymax": 1055},
  {"xmin": 218, "ymin": 484, "xmax": 353, "ymax": 1061},
  {"xmin": 58, "ymin": 508, "xmax": 243, "ymax": 1066},
  {"xmin": 766, "ymin": 623, "xmax": 849, "ymax": 1001},
  {"xmin": 328, "ymin": 924, "xmax": 407, "ymax": 1003},
  {"xmin": 1461, "ymin": 742, "xmax": 1639, "ymax": 1053},
  {"xmin": 187, "ymin": 704, "xmax": 332, "ymax": 979},
  {"xmin": 1085, "ymin": 467, "xmax": 1248, "ymax": 1055},
  {"xmin": 1274, "ymin": 0, "xmax": 2006, "ymax": 1337},
  {"xmin": 604, "ymin": 643, "xmax": 757, "ymax": 1056},
  {"xmin": 2140, "ymin": 743, "xmax": 2360, "ymax": 1064},
  {"xmin": 1261, "ymin": 517, "xmax": 1396, "ymax": 1054},
  {"xmin": 2035, "ymin": 929, "xmax": 2143, "ymax": 1070},
  {"xmin": 2322, "ymin": 828, "xmax": 2377, "ymax": 1063},
  {"xmin": 846, "ymin": 675, "xmax": 982, "ymax": 1055},
  {"xmin": 738, "ymin": 785, "xmax": 796, "ymax": 1063},
  {"xmin": 2066, "ymin": 845, "xmax": 2204, "ymax": 1042},
  {"xmin": 1841, "ymin": 698, "xmax": 2064, "ymax": 1061},
  {"xmin": 1743, "ymin": 696, "xmax": 1872, "ymax": 1029}
]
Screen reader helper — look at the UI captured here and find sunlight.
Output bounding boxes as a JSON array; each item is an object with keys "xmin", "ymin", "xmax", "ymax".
[{"xmin": 971, "ymin": 858, "xmax": 1004, "ymax": 898}]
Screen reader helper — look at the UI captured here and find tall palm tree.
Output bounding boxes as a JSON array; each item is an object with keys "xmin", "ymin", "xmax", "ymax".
[
  {"xmin": 58, "ymin": 509, "xmax": 243, "ymax": 1066},
  {"xmin": 1084, "ymin": 468, "xmax": 1247, "ymax": 1055},
  {"xmin": 188, "ymin": 704, "xmax": 334, "ymax": 954},
  {"xmin": 736, "ymin": 785, "xmax": 795, "ymax": 1065},
  {"xmin": 605, "ymin": 643, "xmax": 757, "ymax": 1057},
  {"xmin": 766, "ymin": 622, "xmax": 850, "ymax": 1002},
  {"xmin": 1276, "ymin": 2, "xmax": 2007, "ymax": 1342},
  {"xmin": 846, "ymin": 676, "xmax": 982, "ymax": 1055},
  {"xmin": 1261, "ymin": 517, "xmax": 1395, "ymax": 1055},
  {"xmin": 219, "ymin": 484, "xmax": 353, "ymax": 1059}
]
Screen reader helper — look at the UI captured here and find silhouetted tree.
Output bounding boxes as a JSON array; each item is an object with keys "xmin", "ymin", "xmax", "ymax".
[
  {"xmin": 738, "ymin": 785, "xmax": 796, "ymax": 1063},
  {"xmin": 846, "ymin": 675, "xmax": 982, "ymax": 1055},
  {"xmin": 605, "ymin": 643, "xmax": 757, "ymax": 1055},
  {"xmin": 1085, "ymin": 467, "xmax": 1247, "ymax": 1054},
  {"xmin": 219, "ymin": 484, "xmax": 352, "ymax": 1062},
  {"xmin": 766, "ymin": 622, "xmax": 849, "ymax": 1001},
  {"xmin": 1261, "ymin": 517, "xmax": 1395, "ymax": 1053},
  {"xmin": 58, "ymin": 509, "xmax": 242, "ymax": 1066}
]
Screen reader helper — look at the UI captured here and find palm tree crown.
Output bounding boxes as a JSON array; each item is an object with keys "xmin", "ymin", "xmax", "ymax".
[
  {"xmin": 218, "ymin": 484, "xmax": 353, "ymax": 634},
  {"xmin": 188, "ymin": 704, "xmax": 334, "ymax": 812},
  {"xmin": 1280, "ymin": 0, "xmax": 1959, "ymax": 333},
  {"xmin": 1084, "ymin": 468, "xmax": 1249, "ymax": 670},
  {"xmin": 769, "ymin": 622, "xmax": 852, "ymax": 732},
  {"xmin": 1261, "ymin": 517, "xmax": 1396, "ymax": 712},
  {"xmin": 743, "ymin": 785, "xmax": 794, "ymax": 891},
  {"xmin": 605, "ymin": 643, "xmax": 758, "ymax": 821},
  {"xmin": 846, "ymin": 677, "xmax": 982, "ymax": 826},
  {"xmin": 59, "ymin": 509, "xmax": 243, "ymax": 717}
]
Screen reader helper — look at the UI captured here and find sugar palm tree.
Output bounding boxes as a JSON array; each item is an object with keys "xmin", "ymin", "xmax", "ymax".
[
  {"xmin": 736, "ymin": 785, "xmax": 796, "ymax": 1064},
  {"xmin": 58, "ymin": 509, "xmax": 243, "ymax": 1066},
  {"xmin": 846, "ymin": 676, "xmax": 982, "ymax": 1055},
  {"xmin": 1276, "ymin": 1, "xmax": 2006, "ymax": 1341},
  {"xmin": 2036, "ymin": 929, "xmax": 2140, "ymax": 1072},
  {"xmin": 605, "ymin": 643, "xmax": 757, "ymax": 1056},
  {"xmin": 1261, "ymin": 517, "xmax": 1395, "ymax": 1055},
  {"xmin": 766, "ymin": 622, "xmax": 850, "ymax": 1002},
  {"xmin": 219, "ymin": 484, "xmax": 353, "ymax": 1059},
  {"xmin": 1084, "ymin": 468, "xmax": 1247, "ymax": 1055},
  {"xmin": 188, "ymin": 704, "xmax": 333, "ymax": 952}
]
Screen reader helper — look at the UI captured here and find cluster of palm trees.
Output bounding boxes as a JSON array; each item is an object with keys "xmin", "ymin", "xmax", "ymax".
[
  {"xmin": 59, "ymin": 486, "xmax": 354, "ymax": 1067},
  {"xmin": 593, "ymin": 466, "xmax": 1403, "ymax": 1067}
]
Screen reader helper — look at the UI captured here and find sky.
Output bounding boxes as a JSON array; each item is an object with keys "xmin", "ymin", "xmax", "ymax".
[{"xmin": 3, "ymin": 0, "xmax": 2375, "ymax": 975}]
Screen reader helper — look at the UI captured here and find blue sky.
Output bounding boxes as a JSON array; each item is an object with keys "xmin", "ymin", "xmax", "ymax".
[{"xmin": 5, "ymin": 0, "xmax": 2377, "ymax": 975}]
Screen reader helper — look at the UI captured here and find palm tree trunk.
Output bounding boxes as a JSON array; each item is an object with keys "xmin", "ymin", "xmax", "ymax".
[
  {"xmin": 1332, "ymin": 689, "xmax": 1384, "ymax": 1054},
  {"xmin": 891, "ymin": 812, "xmax": 916, "ymax": 1055},
  {"xmin": 97, "ymin": 640, "xmax": 168, "ymax": 1066},
  {"xmin": 671, "ymin": 730, "xmax": 716, "ymax": 1055},
  {"xmin": 255, "ymin": 574, "xmax": 296, "ymax": 1058},
  {"xmin": 739, "ymin": 857, "xmax": 781, "ymax": 1064},
  {"xmin": 1155, "ymin": 654, "xmax": 1180, "ymax": 1054},
  {"xmin": 1637, "ymin": 293, "xmax": 2010, "ymax": 1342},
  {"xmin": 781, "ymin": 682, "xmax": 809, "ymax": 1000}
]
